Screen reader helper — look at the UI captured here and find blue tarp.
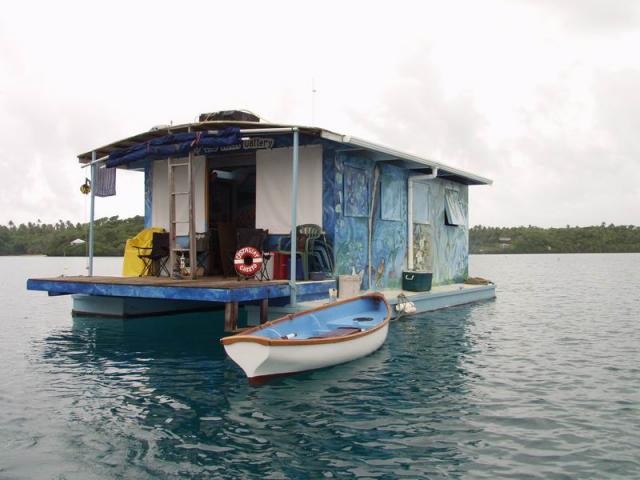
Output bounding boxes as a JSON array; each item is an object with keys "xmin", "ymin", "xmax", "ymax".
[{"xmin": 106, "ymin": 127, "xmax": 241, "ymax": 167}]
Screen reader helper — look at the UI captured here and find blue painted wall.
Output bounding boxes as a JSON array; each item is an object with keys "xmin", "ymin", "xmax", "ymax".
[
  {"xmin": 435, "ymin": 179, "xmax": 469, "ymax": 284},
  {"xmin": 322, "ymin": 144, "xmax": 469, "ymax": 289},
  {"xmin": 322, "ymin": 148, "xmax": 337, "ymax": 246},
  {"xmin": 411, "ymin": 178, "xmax": 469, "ymax": 285},
  {"xmin": 331, "ymin": 151, "xmax": 373, "ymax": 288},
  {"xmin": 323, "ymin": 148, "xmax": 408, "ymax": 290},
  {"xmin": 370, "ymin": 164, "xmax": 408, "ymax": 289}
]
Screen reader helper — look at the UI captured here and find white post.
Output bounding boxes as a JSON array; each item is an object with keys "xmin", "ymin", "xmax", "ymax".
[
  {"xmin": 290, "ymin": 129, "xmax": 300, "ymax": 305},
  {"xmin": 88, "ymin": 151, "xmax": 96, "ymax": 276},
  {"xmin": 407, "ymin": 179, "xmax": 414, "ymax": 271}
]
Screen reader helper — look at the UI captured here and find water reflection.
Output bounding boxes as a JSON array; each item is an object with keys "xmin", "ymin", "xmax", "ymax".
[
  {"xmin": 35, "ymin": 305, "xmax": 480, "ymax": 478},
  {"xmin": 7, "ymin": 254, "xmax": 638, "ymax": 478},
  {"xmin": 70, "ymin": 312, "xmax": 229, "ymax": 360}
]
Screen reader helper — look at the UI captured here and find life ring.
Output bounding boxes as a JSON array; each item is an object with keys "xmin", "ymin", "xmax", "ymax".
[{"xmin": 234, "ymin": 246, "xmax": 263, "ymax": 277}]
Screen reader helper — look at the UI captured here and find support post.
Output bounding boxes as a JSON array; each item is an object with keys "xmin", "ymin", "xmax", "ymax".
[
  {"xmin": 88, "ymin": 151, "xmax": 96, "ymax": 276},
  {"xmin": 289, "ymin": 128, "xmax": 300, "ymax": 305},
  {"xmin": 168, "ymin": 157, "xmax": 176, "ymax": 276},
  {"xmin": 224, "ymin": 302, "xmax": 239, "ymax": 332},
  {"xmin": 260, "ymin": 298, "xmax": 269, "ymax": 324},
  {"xmin": 407, "ymin": 179, "xmax": 414, "ymax": 271},
  {"xmin": 188, "ymin": 152, "xmax": 196, "ymax": 279}
]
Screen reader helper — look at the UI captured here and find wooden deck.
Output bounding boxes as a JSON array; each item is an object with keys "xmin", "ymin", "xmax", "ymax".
[
  {"xmin": 35, "ymin": 275, "xmax": 289, "ymax": 289},
  {"xmin": 27, "ymin": 275, "xmax": 335, "ymax": 304}
]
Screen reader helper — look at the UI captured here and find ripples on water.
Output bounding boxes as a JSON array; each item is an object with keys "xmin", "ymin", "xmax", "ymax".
[{"xmin": 1, "ymin": 255, "xmax": 639, "ymax": 478}]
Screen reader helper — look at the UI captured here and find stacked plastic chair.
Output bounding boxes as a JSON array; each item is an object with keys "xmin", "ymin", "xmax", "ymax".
[{"xmin": 279, "ymin": 224, "xmax": 334, "ymax": 280}]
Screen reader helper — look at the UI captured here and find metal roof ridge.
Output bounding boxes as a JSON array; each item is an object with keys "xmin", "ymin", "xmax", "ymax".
[
  {"xmin": 319, "ymin": 130, "xmax": 492, "ymax": 185},
  {"xmin": 76, "ymin": 119, "xmax": 493, "ymax": 185}
]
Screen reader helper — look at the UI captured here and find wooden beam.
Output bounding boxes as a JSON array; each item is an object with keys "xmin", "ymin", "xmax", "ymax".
[
  {"xmin": 224, "ymin": 302, "xmax": 239, "ymax": 332},
  {"xmin": 260, "ymin": 298, "xmax": 269, "ymax": 324}
]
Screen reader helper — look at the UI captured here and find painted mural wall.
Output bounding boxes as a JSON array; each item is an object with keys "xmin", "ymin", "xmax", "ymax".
[
  {"xmin": 411, "ymin": 178, "xmax": 469, "ymax": 285},
  {"xmin": 323, "ymin": 145, "xmax": 469, "ymax": 289},
  {"xmin": 323, "ymin": 148, "xmax": 408, "ymax": 290}
]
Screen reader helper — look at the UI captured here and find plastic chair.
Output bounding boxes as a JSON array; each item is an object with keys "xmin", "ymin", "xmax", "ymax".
[{"xmin": 278, "ymin": 224, "xmax": 324, "ymax": 280}]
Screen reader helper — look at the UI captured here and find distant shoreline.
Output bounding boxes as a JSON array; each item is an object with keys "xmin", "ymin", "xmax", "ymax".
[
  {"xmin": 2, "ymin": 218, "xmax": 638, "ymax": 256},
  {"xmin": 0, "ymin": 216, "xmax": 144, "ymax": 256},
  {"xmin": 470, "ymin": 224, "xmax": 639, "ymax": 255}
]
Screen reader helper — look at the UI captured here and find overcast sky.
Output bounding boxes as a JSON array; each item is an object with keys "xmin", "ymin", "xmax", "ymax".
[{"xmin": 1, "ymin": 0, "xmax": 639, "ymax": 227}]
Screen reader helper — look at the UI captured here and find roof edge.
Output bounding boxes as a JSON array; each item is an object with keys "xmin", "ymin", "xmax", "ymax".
[
  {"xmin": 77, "ymin": 120, "xmax": 492, "ymax": 185},
  {"xmin": 321, "ymin": 132, "xmax": 493, "ymax": 186}
]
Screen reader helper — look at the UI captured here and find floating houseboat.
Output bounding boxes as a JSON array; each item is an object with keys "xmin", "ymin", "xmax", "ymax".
[{"xmin": 27, "ymin": 110, "xmax": 495, "ymax": 329}]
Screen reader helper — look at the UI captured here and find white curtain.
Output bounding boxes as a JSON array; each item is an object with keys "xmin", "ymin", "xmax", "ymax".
[{"xmin": 256, "ymin": 145, "xmax": 323, "ymax": 234}]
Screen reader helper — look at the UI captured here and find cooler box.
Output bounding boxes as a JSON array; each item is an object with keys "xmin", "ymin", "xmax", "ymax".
[
  {"xmin": 402, "ymin": 271, "xmax": 433, "ymax": 292},
  {"xmin": 272, "ymin": 252, "xmax": 304, "ymax": 281}
]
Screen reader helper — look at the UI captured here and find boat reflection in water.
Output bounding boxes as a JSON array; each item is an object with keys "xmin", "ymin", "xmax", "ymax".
[{"xmin": 35, "ymin": 304, "xmax": 480, "ymax": 478}]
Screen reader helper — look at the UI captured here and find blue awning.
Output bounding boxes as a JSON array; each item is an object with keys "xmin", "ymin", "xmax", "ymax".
[{"xmin": 106, "ymin": 127, "xmax": 241, "ymax": 168}]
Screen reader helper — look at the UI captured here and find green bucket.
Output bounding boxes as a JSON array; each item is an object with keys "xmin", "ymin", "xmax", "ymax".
[{"xmin": 402, "ymin": 271, "xmax": 433, "ymax": 292}]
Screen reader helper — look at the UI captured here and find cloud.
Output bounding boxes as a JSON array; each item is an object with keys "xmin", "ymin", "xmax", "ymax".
[
  {"xmin": 0, "ymin": 69, "xmax": 144, "ymax": 225},
  {"xmin": 344, "ymin": 17, "xmax": 640, "ymax": 227},
  {"xmin": 528, "ymin": 0, "xmax": 640, "ymax": 34},
  {"xmin": 0, "ymin": 0, "xmax": 638, "ymax": 227}
]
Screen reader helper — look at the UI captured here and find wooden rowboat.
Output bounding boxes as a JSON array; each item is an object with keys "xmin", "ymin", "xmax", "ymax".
[{"xmin": 221, "ymin": 293, "xmax": 392, "ymax": 381}]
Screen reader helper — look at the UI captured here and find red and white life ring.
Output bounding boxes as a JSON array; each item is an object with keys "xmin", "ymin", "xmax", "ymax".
[{"xmin": 234, "ymin": 246, "xmax": 263, "ymax": 277}]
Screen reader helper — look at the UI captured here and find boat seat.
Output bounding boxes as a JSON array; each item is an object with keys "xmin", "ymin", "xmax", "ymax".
[
  {"xmin": 326, "ymin": 317, "xmax": 373, "ymax": 329},
  {"xmin": 308, "ymin": 327, "xmax": 361, "ymax": 339}
]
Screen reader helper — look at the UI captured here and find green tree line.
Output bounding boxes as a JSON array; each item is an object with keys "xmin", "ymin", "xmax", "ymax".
[
  {"xmin": 0, "ymin": 216, "xmax": 144, "ymax": 256},
  {"xmin": 2, "ymin": 217, "xmax": 638, "ymax": 256},
  {"xmin": 470, "ymin": 224, "xmax": 640, "ymax": 254}
]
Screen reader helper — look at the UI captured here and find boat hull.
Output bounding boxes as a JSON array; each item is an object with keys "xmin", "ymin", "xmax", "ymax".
[{"xmin": 223, "ymin": 322, "xmax": 389, "ymax": 379}]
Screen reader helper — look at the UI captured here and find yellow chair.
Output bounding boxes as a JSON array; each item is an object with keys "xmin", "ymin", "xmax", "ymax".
[{"xmin": 122, "ymin": 227, "xmax": 165, "ymax": 277}]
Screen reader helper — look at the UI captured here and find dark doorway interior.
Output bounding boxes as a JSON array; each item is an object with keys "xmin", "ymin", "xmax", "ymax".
[{"xmin": 207, "ymin": 154, "xmax": 256, "ymax": 276}]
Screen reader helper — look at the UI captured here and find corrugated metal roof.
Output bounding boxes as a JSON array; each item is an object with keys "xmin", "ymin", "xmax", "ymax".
[{"xmin": 77, "ymin": 119, "xmax": 492, "ymax": 186}]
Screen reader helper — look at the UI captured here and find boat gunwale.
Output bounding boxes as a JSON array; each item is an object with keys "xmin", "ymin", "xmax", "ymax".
[{"xmin": 221, "ymin": 293, "xmax": 391, "ymax": 347}]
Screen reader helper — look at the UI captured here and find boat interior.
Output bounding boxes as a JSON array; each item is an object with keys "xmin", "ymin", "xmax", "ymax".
[{"xmin": 254, "ymin": 296, "xmax": 388, "ymax": 340}]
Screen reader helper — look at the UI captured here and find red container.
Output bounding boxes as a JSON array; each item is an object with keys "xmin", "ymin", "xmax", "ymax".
[{"xmin": 272, "ymin": 252, "xmax": 289, "ymax": 280}]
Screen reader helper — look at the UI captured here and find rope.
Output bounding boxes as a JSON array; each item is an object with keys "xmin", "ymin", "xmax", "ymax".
[{"xmin": 394, "ymin": 293, "xmax": 416, "ymax": 319}]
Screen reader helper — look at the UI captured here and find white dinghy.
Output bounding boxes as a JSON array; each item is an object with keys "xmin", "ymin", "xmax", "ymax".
[{"xmin": 221, "ymin": 293, "xmax": 391, "ymax": 382}]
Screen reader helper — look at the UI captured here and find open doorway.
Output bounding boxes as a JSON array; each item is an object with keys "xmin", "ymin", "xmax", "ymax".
[{"xmin": 207, "ymin": 153, "xmax": 257, "ymax": 276}]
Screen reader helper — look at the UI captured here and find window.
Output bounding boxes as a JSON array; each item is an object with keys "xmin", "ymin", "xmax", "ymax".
[
  {"xmin": 412, "ymin": 182, "xmax": 430, "ymax": 224},
  {"xmin": 343, "ymin": 165, "xmax": 369, "ymax": 217},
  {"xmin": 380, "ymin": 175, "xmax": 403, "ymax": 221},
  {"xmin": 444, "ymin": 189, "xmax": 465, "ymax": 226}
]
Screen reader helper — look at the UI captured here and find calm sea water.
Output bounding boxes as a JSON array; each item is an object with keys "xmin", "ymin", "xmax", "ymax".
[{"xmin": 1, "ymin": 254, "xmax": 639, "ymax": 479}]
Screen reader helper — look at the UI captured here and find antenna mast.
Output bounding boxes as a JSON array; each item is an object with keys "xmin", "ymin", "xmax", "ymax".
[{"xmin": 311, "ymin": 77, "xmax": 317, "ymax": 126}]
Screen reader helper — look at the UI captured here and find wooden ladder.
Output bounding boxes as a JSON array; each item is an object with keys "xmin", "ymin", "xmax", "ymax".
[{"xmin": 168, "ymin": 153, "xmax": 197, "ymax": 279}]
